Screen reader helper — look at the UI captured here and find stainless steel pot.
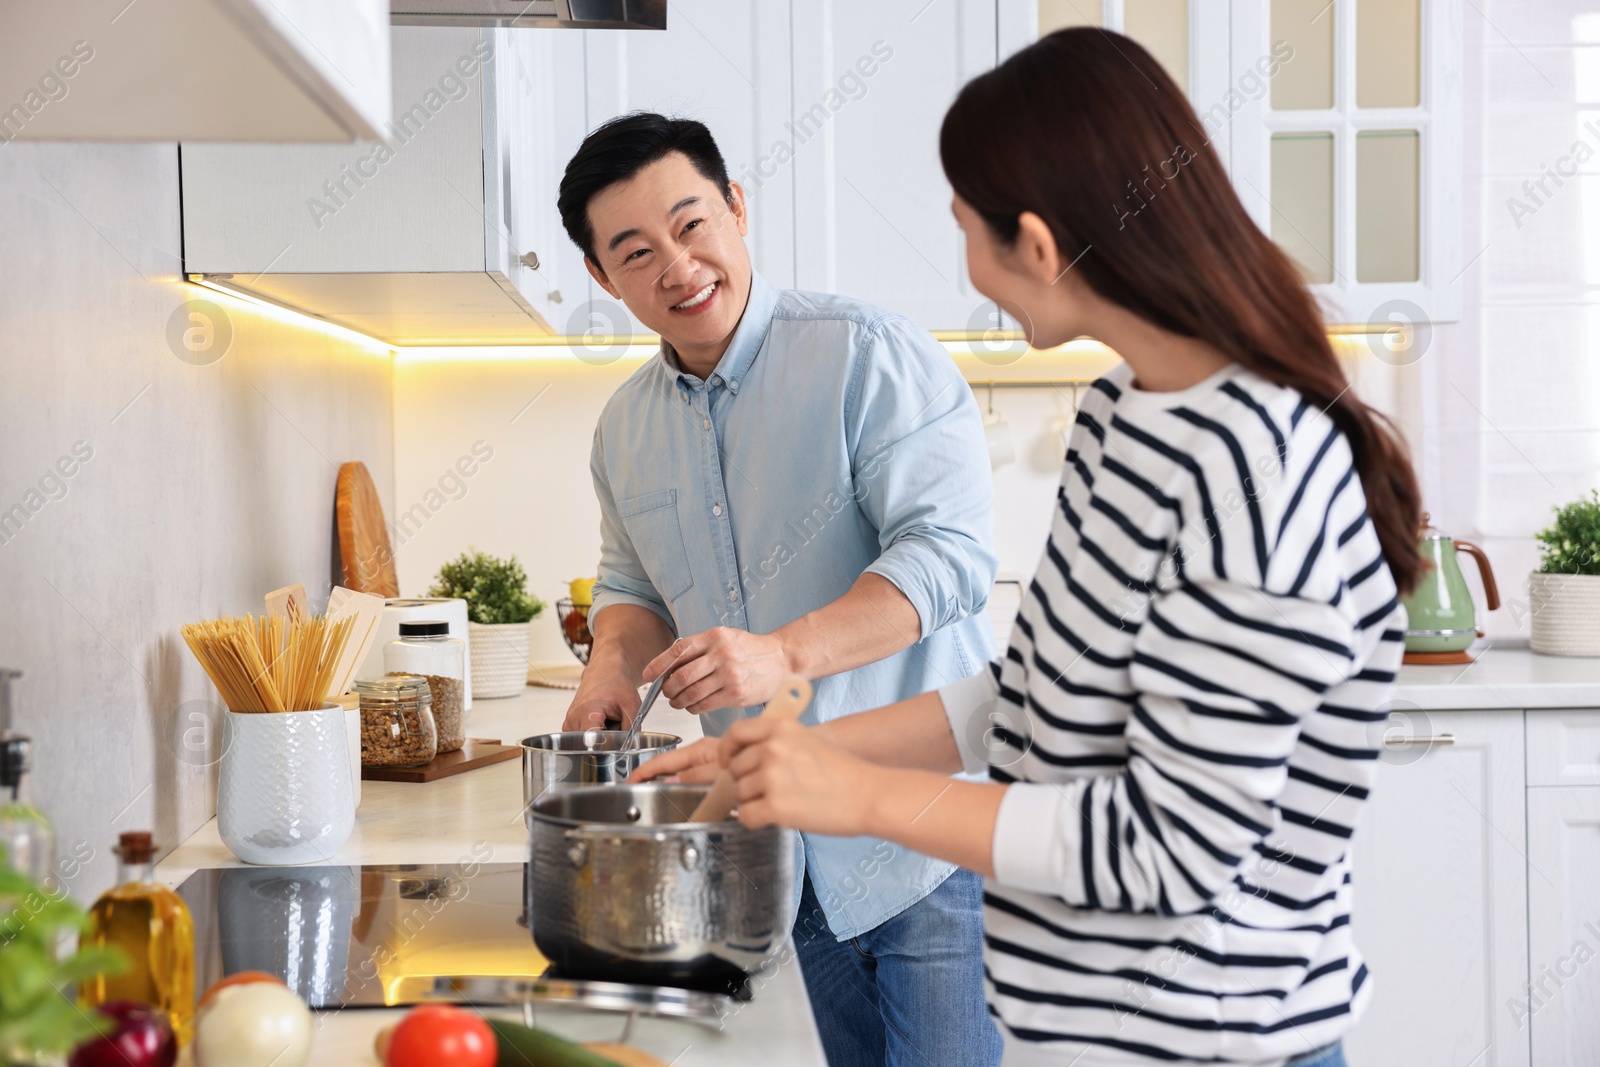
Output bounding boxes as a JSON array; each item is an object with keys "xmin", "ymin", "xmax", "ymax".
[
  {"xmin": 520, "ymin": 730, "xmax": 680, "ymax": 827},
  {"xmin": 527, "ymin": 784, "xmax": 796, "ymax": 987}
]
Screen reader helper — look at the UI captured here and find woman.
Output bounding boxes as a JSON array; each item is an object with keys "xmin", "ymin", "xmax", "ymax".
[{"xmin": 637, "ymin": 28, "xmax": 1421, "ymax": 1067}]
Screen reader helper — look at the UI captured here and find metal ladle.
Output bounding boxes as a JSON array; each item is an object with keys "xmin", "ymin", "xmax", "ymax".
[{"xmin": 620, "ymin": 659, "xmax": 677, "ymax": 752}]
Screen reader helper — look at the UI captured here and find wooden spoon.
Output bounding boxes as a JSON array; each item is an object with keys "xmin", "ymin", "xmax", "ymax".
[{"xmin": 689, "ymin": 676, "xmax": 812, "ymax": 823}]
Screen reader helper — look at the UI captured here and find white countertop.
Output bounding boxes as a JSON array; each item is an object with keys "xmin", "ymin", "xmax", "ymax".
[
  {"xmin": 159, "ymin": 677, "xmax": 827, "ymax": 1067},
  {"xmin": 1393, "ymin": 645, "xmax": 1600, "ymax": 710}
]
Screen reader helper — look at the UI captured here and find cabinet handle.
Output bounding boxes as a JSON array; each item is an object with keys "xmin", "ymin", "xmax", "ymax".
[
  {"xmin": 519, "ymin": 251, "xmax": 541, "ymax": 270},
  {"xmin": 1384, "ymin": 733, "xmax": 1456, "ymax": 747}
]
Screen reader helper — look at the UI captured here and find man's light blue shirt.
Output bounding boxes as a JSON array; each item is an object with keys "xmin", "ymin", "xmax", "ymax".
[{"xmin": 588, "ymin": 272, "xmax": 997, "ymax": 939}]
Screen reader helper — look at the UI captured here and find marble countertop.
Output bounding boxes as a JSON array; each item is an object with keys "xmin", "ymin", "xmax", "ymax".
[
  {"xmin": 1393, "ymin": 645, "xmax": 1600, "ymax": 710},
  {"xmin": 159, "ymin": 676, "xmax": 827, "ymax": 1067}
]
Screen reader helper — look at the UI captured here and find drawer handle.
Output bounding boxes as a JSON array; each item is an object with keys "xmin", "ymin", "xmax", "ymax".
[{"xmin": 1384, "ymin": 733, "xmax": 1456, "ymax": 747}]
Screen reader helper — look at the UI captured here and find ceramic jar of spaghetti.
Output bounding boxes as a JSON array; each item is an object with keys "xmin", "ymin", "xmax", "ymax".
[{"xmin": 217, "ymin": 703, "xmax": 356, "ymax": 865}]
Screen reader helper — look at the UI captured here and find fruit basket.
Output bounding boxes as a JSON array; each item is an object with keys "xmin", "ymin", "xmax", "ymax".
[{"xmin": 556, "ymin": 599, "xmax": 593, "ymax": 664}]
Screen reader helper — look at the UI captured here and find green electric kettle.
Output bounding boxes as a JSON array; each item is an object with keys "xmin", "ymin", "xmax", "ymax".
[{"xmin": 1401, "ymin": 514, "xmax": 1500, "ymax": 655}]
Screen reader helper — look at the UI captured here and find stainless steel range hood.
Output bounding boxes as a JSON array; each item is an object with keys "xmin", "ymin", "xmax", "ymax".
[{"xmin": 391, "ymin": 0, "xmax": 666, "ymax": 30}]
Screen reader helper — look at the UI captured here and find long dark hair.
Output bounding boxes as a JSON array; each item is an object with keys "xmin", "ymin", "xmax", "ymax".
[{"xmin": 940, "ymin": 29, "xmax": 1424, "ymax": 594}]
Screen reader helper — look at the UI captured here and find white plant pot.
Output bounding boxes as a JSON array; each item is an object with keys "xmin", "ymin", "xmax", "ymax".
[
  {"xmin": 470, "ymin": 620, "xmax": 531, "ymax": 698},
  {"xmin": 218, "ymin": 704, "xmax": 355, "ymax": 865},
  {"xmin": 1529, "ymin": 572, "xmax": 1600, "ymax": 657}
]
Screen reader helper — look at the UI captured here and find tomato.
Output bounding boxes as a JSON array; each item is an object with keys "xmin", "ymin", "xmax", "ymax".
[
  {"xmin": 385, "ymin": 1005, "xmax": 496, "ymax": 1067},
  {"xmin": 197, "ymin": 970, "xmax": 286, "ymax": 1012}
]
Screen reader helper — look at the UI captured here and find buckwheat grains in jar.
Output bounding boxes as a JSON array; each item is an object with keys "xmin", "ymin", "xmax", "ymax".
[{"xmin": 354, "ymin": 675, "xmax": 437, "ymax": 768}]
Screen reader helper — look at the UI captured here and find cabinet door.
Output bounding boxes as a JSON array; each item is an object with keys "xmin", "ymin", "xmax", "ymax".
[
  {"xmin": 1526, "ymin": 786, "xmax": 1600, "ymax": 1065},
  {"xmin": 578, "ymin": 3, "xmax": 795, "ymax": 336},
  {"xmin": 1344, "ymin": 709, "xmax": 1530, "ymax": 1067},
  {"xmin": 1527, "ymin": 709, "xmax": 1600, "ymax": 787},
  {"xmin": 791, "ymin": 0, "xmax": 996, "ymax": 332},
  {"xmin": 486, "ymin": 26, "xmax": 577, "ymax": 333}
]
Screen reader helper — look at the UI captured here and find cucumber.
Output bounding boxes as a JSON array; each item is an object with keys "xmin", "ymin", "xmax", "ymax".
[{"xmin": 489, "ymin": 1018, "xmax": 625, "ymax": 1067}]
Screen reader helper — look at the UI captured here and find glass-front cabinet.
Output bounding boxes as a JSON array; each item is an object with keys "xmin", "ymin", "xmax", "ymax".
[{"xmin": 1007, "ymin": 0, "xmax": 1463, "ymax": 325}]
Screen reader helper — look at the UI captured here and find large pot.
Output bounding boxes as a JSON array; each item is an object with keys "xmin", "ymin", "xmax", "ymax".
[
  {"xmin": 526, "ymin": 784, "xmax": 796, "ymax": 987},
  {"xmin": 520, "ymin": 730, "xmax": 681, "ymax": 827}
]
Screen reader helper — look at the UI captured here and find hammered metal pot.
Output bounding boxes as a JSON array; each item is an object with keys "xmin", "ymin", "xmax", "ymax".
[
  {"xmin": 527, "ymin": 783, "xmax": 796, "ymax": 986},
  {"xmin": 520, "ymin": 731, "xmax": 681, "ymax": 827}
]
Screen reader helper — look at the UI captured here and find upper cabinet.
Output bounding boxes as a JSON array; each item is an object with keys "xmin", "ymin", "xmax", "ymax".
[
  {"xmin": 183, "ymin": 26, "xmax": 566, "ymax": 345},
  {"xmin": 1232, "ymin": 0, "xmax": 1462, "ymax": 324},
  {"xmin": 1022, "ymin": 0, "xmax": 1463, "ymax": 325},
  {"xmin": 1, "ymin": 0, "xmax": 391, "ymax": 142},
  {"xmin": 790, "ymin": 0, "xmax": 998, "ymax": 334}
]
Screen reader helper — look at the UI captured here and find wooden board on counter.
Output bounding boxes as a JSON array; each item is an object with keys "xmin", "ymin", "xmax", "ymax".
[
  {"xmin": 336, "ymin": 461, "xmax": 399, "ymax": 597},
  {"xmin": 361, "ymin": 738, "xmax": 520, "ymax": 782}
]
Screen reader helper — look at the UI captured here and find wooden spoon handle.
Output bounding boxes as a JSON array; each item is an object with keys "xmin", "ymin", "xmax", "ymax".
[{"xmin": 689, "ymin": 676, "xmax": 813, "ymax": 823}]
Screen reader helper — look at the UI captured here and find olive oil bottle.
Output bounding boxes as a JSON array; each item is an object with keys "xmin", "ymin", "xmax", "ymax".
[{"xmin": 82, "ymin": 832, "xmax": 196, "ymax": 1043}]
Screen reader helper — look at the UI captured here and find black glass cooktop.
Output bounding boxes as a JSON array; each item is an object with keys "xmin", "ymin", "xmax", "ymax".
[
  {"xmin": 178, "ymin": 862, "xmax": 545, "ymax": 1009},
  {"xmin": 176, "ymin": 861, "xmax": 751, "ymax": 1010}
]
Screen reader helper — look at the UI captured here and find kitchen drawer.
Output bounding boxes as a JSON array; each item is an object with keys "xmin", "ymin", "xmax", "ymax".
[{"xmin": 1527, "ymin": 709, "xmax": 1600, "ymax": 786}]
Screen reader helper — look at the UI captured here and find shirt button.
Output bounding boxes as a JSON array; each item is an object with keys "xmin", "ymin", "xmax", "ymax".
[
  {"xmin": 712, "ymin": 503, "xmax": 723, "ymax": 516},
  {"xmin": 703, "ymin": 417, "xmax": 711, "ymax": 430},
  {"xmin": 727, "ymin": 586, "xmax": 739, "ymax": 602}
]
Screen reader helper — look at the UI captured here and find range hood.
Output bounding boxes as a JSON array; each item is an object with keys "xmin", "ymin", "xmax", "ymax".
[{"xmin": 390, "ymin": 0, "xmax": 666, "ymax": 30}]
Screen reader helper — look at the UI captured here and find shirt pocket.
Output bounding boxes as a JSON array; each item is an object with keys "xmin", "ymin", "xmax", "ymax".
[{"xmin": 617, "ymin": 488, "xmax": 695, "ymax": 603}]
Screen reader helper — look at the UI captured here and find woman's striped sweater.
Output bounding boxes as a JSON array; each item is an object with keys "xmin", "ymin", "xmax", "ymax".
[{"xmin": 940, "ymin": 360, "xmax": 1406, "ymax": 1066}]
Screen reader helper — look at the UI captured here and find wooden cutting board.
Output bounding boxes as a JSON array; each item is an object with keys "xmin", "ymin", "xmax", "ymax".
[
  {"xmin": 336, "ymin": 461, "xmax": 399, "ymax": 597},
  {"xmin": 360, "ymin": 738, "xmax": 521, "ymax": 783}
]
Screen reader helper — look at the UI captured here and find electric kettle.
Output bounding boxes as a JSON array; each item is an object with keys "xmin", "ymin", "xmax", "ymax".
[{"xmin": 1401, "ymin": 514, "xmax": 1500, "ymax": 657}]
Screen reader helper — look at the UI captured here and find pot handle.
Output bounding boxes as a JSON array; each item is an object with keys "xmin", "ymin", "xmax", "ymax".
[{"xmin": 1454, "ymin": 540, "xmax": 1501, "ymax": 611}]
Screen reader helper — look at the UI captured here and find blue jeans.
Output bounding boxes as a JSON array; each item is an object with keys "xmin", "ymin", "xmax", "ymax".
[
  {"xmin": 792, "ymin": 869, "xmax": 1000, "ymax": 1067},
  {"xmin": 1286, "ymin": 1043, "xmax": 1346, "ymax": 1067}
]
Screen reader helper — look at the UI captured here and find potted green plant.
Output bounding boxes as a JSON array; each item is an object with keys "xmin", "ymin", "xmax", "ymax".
[
  {"xmin": 0, "ymin": 859, "xmax": 128, "ymax": 1065},
  {"xmin": 428, "ymin": 550, "xmax": 546, "ymax": 698},
  {"xmin": 1529, "ymin": 491, "xmax": 1600, "ymax": 656}
]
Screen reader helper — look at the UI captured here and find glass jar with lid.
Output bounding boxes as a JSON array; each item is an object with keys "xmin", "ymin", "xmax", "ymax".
[
  {"xmin": 354, "ymin": 675, "xmax": 436, "ymax": 768},
  {"xmin": 383, "ymin": 621, "xmax": 466, "ymax": 753}
]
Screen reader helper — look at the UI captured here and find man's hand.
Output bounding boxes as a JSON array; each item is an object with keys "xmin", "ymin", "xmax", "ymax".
[
  {"xmin": 563, "ymin": 669, "xmax": 641, "ymax": 730},
  {"xmin": 721, "ymin": 717, "xmax": 877, "ymax": 837},
  {"xmin": 627, "ymin": 736, "xmax": 723, "ymax": 784},
  {"xmin": 642, "ymin": 628, "xmax": 795, "ymax": 715}
]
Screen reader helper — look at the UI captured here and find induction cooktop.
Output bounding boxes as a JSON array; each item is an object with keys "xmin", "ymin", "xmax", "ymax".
[
  {"xmin": 177, "ymin": 861, "xmax": 543, "ymax": 1009},
  {"xmin": 176, "ymin": 861, "xmax": 749, "ymax": 1014}
]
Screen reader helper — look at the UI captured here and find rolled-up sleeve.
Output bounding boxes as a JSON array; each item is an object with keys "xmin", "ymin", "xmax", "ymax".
[
  {"xmin": 588, "ymin": 427, "xmax": 676, "ymax": 633},
  {"xmin": 850, "ymin": 318, "xmax": 998, "ymax": 639}
]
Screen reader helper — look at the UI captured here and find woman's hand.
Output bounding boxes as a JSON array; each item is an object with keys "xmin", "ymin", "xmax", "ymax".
[
  {"xmin": 627, "ymin": 736, "xmax": 723, "ymax": 784},
  {"xmin": 721, "ymin": 717, "xmax": 878, "ymax": 837}
]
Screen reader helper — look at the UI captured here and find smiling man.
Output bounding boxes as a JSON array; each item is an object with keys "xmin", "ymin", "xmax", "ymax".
[{"xmin": 556, "ymin": 112, "xmax": 1000, "ymax": 1066}]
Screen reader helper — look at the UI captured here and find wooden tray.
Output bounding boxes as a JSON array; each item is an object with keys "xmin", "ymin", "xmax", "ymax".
[
  {"xmin": 361, "ymin": 738, "xmax": 520, "ymax": 783},
  {"xmin": 1401, "ymin": 649, "xmax": 1476, "ymax": 666}
]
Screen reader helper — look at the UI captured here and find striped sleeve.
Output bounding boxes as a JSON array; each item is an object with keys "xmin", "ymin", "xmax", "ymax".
[{"xmin": 990, "ymin": 578, "xmax": 1357, "ymax": 915}]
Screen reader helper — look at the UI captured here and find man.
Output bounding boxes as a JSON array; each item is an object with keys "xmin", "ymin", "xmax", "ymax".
[{"xmin": 557, "ymin": 112, "xmax": 1001, "ymax": 1067}]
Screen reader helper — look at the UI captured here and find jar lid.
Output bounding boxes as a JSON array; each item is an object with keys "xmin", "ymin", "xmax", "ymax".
[
  {"xmin": 399, "ymin": 620, "xmax": 450, "ymax": 637},
  {"xmin": 355, "ymin": 674, "xmax": 432, "ymax": 701}
]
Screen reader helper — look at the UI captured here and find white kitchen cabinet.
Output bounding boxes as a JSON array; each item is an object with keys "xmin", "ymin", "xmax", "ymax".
[
  {"xmin": 571, "ymin": 2, "xmax": 796, "ymax": 335},
  {"xmin": 1, "ymin": 0, "xmax": 390, "ymax": 142},
  {"xmin": 1527, "ymin": 709, "xmax": 1600, "ymax": 787},
  {"xmin": 182, "ymin": 26, "xmax": 564, "ymax": 345},
  {"xmin": 1526, "ymin": 785, "xmax": 1600, "ymax": 1066},
  {"xmin": 789, "ymin": 0, "xmax": 998, "ymax": 333},
  {"xmin": 1007, "ymin": 1, "xmax": 1463, "ymax": 325},
  {"xmin": 1345, "ymin": 709, "xmax": 1530, "ymax": 1067}
]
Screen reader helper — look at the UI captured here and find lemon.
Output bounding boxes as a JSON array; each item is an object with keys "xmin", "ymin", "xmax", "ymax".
[{"xmin": 568, "ymin": 577, "xmax": 596, "ymax": 607}]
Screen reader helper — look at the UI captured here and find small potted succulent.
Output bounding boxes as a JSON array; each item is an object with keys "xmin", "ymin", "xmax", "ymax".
[
  {"xmin": 428, "ymin": 550, "xmax": 546, "ymax": 698},
  {"xmin": 1530, "ymin": 491, "xmax": 1600, "ymax": 656}
]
